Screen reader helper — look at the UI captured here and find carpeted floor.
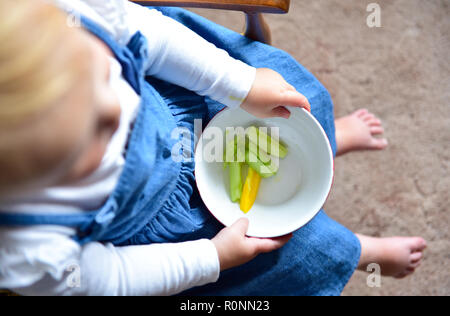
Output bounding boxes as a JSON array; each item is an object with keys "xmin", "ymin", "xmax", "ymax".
[{"xmin": 190, "ymin": 0, "xmax": 450, "ymax": 296}]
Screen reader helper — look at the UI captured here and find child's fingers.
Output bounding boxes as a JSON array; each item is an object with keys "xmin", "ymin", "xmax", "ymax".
[
  {"xmin": 250, "ymin": 233, "xmax": 293, "ymax": 254},
  {"xmin": 271, "ymin": 106, "xmax": 291, "ymax": 119},
  {"xmin": 282, "ymin": 90, "xmax": 311, "ymax": 112}
]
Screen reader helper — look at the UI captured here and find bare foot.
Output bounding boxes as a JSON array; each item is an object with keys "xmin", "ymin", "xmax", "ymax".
[
  {"xmin": 335, "ymin": 109, "xmax": 388, "ymax": 156},
  {"xmin": 357, "ymin": 234, "xmax": 427, "ymax": 278}
]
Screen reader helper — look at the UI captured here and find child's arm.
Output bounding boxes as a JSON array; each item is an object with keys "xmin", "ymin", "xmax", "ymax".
[
  {"xmin": 2, "ymin": 220, "xmax": 290, "ymax": 296},
  {"xmin": 1, "ymin": 226, "xmax": 218, "ymax": 296},
  {"xmin": 125, "ymin": 2, "xmax": 310, "ymax": 117}
]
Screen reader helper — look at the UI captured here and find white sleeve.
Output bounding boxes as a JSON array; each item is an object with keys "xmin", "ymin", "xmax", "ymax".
[
  {"xmin": 54, "ymin": 0, "xmax": 256, "ymax": 108},
  {"xmin": 124, "ymin": 2, "xmax": 256, "ymax": 108},
  {"xmin": 74, "ymin": 239, "xmax": 220, "ymax": 296},
  {"xmin": 0, "ymin": 227, "xmax": 220, "ymax": 296}
]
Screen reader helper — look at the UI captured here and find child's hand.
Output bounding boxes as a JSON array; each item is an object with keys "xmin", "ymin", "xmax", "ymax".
[
  {"xmin": 211, "ymin": 218, "xmax": 292, "ymax": 271},
  {"xmin": 241, "ymin": 68, "xmax": 311, "ymax": 119}
]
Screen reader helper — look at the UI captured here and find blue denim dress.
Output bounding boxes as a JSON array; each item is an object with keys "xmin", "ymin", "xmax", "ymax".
[{"xmin": 0, "ymin": 7, "xmax": 360, "ymax": 296}]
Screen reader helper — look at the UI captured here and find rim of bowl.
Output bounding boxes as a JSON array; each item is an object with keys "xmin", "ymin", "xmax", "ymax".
[{"xmin": 194, "ymin": 107, "xmax": 335, "ymax": 237}]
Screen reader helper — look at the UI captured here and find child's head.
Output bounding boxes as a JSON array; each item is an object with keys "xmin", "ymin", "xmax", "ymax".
[{"xmin": 0, "ymin": 0, "xmax": 121, "ymax": 197}]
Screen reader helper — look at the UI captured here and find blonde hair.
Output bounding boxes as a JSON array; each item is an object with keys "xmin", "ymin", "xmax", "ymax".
[
  {"xmin": 0, "ymin": 0, "xmax": 80, "ymax": 125},
  {"xmin": 0, "ymin": 0, "xmax": 88, "ymax": 192}
]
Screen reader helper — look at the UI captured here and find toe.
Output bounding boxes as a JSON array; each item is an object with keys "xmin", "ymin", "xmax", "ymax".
[
  {"xmin": 410, "ymin": 261, "xmax": 422, "ymax": 269},
  {"xmin": 395, "ymin": 268, "xmax": 416, "ymax": 279},
  {"xmin": 411, "ymin": 237, "xmax": 427, "ymax": 252},
  {"xmin": 355, "ymin": 109, "xmax": 369, "ymax": 117},
  {"xmin": 362, "ymin": 113, "xmax": 376, "ymax": 122},
  {"xmin": 370, "ymin": 126, "xmax": 385, "ymax": 135},
  {"xmin": 368, "ymin": 118, "xmax": 382, "ymax": 127},
  {"xmin": 395, "ymin": 271, "xmax": 411, "ymax": 279},
  {"xmin": 406, "ymin": 267, "xmax": 416, "ymax": 274},
  {"xmin": 370, "ymin": 138, "xmax": 389, "ymax": 150},
  {"xmin": 410, "ymin": 252, "xmax": 423, "ymax": 263}
]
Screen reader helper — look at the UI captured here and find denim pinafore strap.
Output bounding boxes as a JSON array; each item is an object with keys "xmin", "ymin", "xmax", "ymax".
[{"xmin": 0, "ymin": 7, "xmax": 361, "ymax": 295}]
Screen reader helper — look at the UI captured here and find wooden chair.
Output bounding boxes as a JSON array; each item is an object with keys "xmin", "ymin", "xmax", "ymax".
[
  {"xmin": 0, "ymin": 290, "xmax": 18, "ymax": 296},
  {"xmin": 132, "ymin": 0, "xmax": 291, "ymax": 44},
  {"xmin": 0, "ymin": 0, "xmax": 290, "ymax": 297}
]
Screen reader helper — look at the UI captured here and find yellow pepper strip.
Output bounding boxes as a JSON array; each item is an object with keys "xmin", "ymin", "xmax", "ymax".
[{"xmin": 240, "ymin": 167, "xmax": 262, "ymax": 214}]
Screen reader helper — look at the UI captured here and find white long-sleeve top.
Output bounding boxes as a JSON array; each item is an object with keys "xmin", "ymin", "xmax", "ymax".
[{"xmin": 0, "ymin": 0, "xmax": 256, "ymax": 296}]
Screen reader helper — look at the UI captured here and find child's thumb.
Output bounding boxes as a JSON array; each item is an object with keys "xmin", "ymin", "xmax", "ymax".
[{"xmin": 231, "ymin": 217, "xmax": 250, "ymax": 236}]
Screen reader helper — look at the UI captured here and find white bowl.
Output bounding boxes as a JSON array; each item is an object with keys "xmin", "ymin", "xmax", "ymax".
[{"xmin": 194, "ymin": 107, "xmax": 334, "ymax": 238}]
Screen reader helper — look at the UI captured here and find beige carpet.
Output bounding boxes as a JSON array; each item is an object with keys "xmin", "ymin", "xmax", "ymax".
[{"xmin": 190, "ymin": 0, "xmax": 450, "ymax": 296}]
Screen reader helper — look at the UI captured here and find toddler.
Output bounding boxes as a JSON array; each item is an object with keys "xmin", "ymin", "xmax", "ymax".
[{"xmin": 0, "ymin": 0, "xmax": 425, "ymax": 296}]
